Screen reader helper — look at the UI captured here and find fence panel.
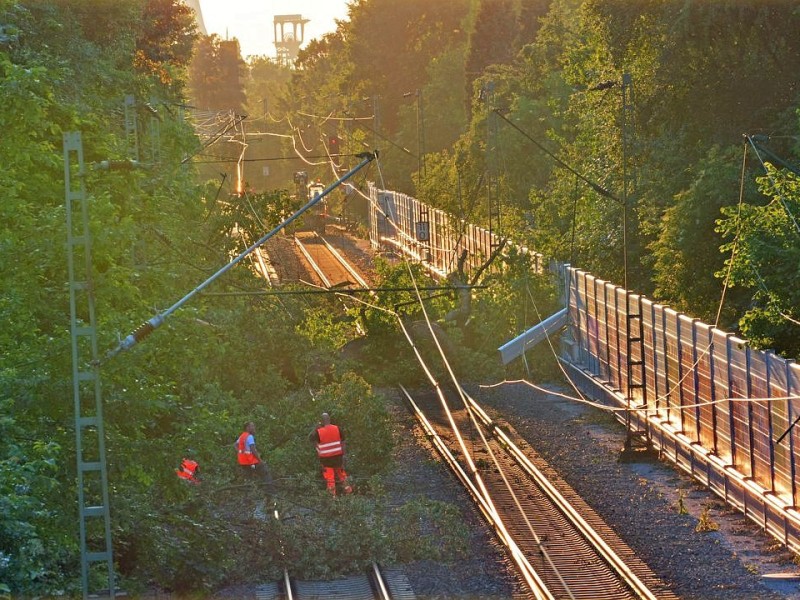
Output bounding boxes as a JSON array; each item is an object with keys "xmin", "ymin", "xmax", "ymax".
[
  {"xmin": 711, "ymin": 330, "xmax": 733, "ymax": 462},
  {"xmin": 767, "ymin": 353, "xmax": 791, "ymax": 502},
  {"xmin": 695, "ymin": 322, "xmax": 715, "ymax": 450},
  {"xmin": 610, "ymin": 283, "xmax": 622, "ymax": 387},
  {"xmin": 749, "ymin": 352, "xmax": 774, "ymax": 488},
  {"xmin": 585, "ymin": 276, "xmax": 600, "ymax": 375},
  {"xmin": 603, "ymin": 280, "xmax": 616, "ymax": 388},
  {"xmin": 676, "ymin": 316, "xmax": 698, "ymax": 438},
  {"xmin": 649, "ymin": 303, "xmax": 669, "ymax": 414},
  {"xmin": 789, "ymin": 365, "xmax": 800, "ymax": 506},
  {"xmin": 730, "ymin": 345, "xmax": 754, "ymax": 475},
  {"xmin": 594, "ymin": 278, "xmax": 611, "ymax": 382},
  {"xmin": 568, "ymin": 271, "xmax": 583, "ymax": 362},
  {"xmin": 641, "ymin": 297, "xmax": 658, "ymax": 411}
]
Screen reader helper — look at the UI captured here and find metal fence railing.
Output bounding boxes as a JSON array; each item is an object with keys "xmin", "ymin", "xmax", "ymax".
[
  {"xmin": 566, "ymin": 267, "xmax": 800, "ymax": 552},
  {"xmin": 368, "ymin": 186, "xmax": 544, "ymax": 279}
]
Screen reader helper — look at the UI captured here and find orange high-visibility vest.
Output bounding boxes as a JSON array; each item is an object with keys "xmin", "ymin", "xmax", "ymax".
[
  {"xmin": 176, "ymin": 458, "xmax": 199, "ymax": 483},
  {"xmin": 316, "ymin": 424, "xmax": 344, "ymax": 458},
  {"xmin": 237, "ymin": 432, "xmax": 259, "ymax": 465}
]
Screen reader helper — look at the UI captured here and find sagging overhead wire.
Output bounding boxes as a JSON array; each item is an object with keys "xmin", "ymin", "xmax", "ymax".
[
  {"xmin": 234, "ymin": 113, "xmax": 248, "ymax": 194},
  {"xmin": 737, "ymin": 135, "xmax": 800, "ymax": 327},
  {"xmin": 297, "ymin": 109, "xmax": 375, "ymax": 122},
  {"xmin": 289, "ymin": 116, "xmax": 315, "ymax": 153},
  {"xmin": 395, "ymin": 324, "xmax": 557, "ymax": 600},
  {"xmin": 402, "ymin": 272, "xmax": 576, "ymax": 599},
  {"xmin": 710, "ymin": 139, "xmax": 749, "ymax": 329},
  {"xmin": 288, "ymin": 108, "xmax": 433, "ymax": 258},
  {"xmin": 749, "ymin": 267, "xmax": 800, "ymax": 327},
  {"xmin": 479, "ymin": 378, "xmax": 800, "ymax": 415},
  {"xmin": 744, "ymin": 134, "xmax": 800, "ymax": 235},
  {"xmin": 358, "ymin": 154, "xmax": 575, "ymax": 598},
  {"xmin": 182, "ymin": 110, "xmax": 246, "ymax": 165},
  {"xmin": 493, "ymin": 109, "xmax": 621, "ymax": 205},
  {"xmin": 321, "ymin": 135, "xmax": 343, "ymax": 176},
  {"xmin": 298, "ymin": 109, "xmax": 415, "ymax": 158}
]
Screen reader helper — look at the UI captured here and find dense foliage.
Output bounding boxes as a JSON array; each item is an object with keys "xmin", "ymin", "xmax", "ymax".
[
  {"xmin": 5, "ymin": 0, "xmax": 800, "ymax": 596},
  {"xmin": 0, "ymin": 1, "xmax": 512, "ymax": 595},
  {"xmin": 279, "ymin": 0, "xmax": 800, "ymax": 355}
]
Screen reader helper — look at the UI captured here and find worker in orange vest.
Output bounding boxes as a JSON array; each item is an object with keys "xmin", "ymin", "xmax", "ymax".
[
  {"xmin": 236, "ymin": 421, "xmax": 274, "ymax": 494},
  {"xmin": 309, "ymin": 412, "xmax": 352, "ymax": 495},
  {"xmin": 176, "ymin": 457, "xmax": 200, "ymax": 484}
]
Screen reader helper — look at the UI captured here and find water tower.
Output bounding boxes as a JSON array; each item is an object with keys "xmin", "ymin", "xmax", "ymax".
[{"xmin": 274, "ymin": 14, "xmax": 309, "ymax": 67}]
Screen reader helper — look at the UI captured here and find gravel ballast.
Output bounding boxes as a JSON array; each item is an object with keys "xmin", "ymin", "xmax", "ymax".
[{"xmin": 389, "ymin": 381, "xmax": 800, "ymax": 599}]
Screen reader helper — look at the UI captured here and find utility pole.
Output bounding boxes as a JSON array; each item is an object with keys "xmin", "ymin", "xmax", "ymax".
[
  {"xmin": 65, "ymin": 132, "xmax": 116, "ymax": 599},
  {"xmin": 403, "ymin": 90, "xmax": 425, "ymax": 178},
  {"xmin": 618, "ymin": 73, "xmax": 647, "ymax": 454},
  {"xmin": 485, "ymin": 81, "xmax": 501, "ymax": 251},
  {"xmin": 621, "ymin": 72, "xmax": 633, "ymax": 292},
  {"xmin": 419, "ymin": 90, "xmax": 426, "ymax": 179},
  {"xmin": 124, "ymin": 95, "xmax": 138, "ymax": 162},
  {"xmin": 372, "ymin": 96, "xmax": 379, "ymax": 151}
]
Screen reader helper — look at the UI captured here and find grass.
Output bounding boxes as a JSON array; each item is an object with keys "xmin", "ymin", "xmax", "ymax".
[{"xmin": 695, "ymin": 505, "xmax": 720, "ymax": 533}]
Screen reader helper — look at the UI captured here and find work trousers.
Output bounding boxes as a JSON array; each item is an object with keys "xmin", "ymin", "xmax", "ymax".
[{"xmin": 320, "ymin": 464, "xmax": 352, "ymax": 495}]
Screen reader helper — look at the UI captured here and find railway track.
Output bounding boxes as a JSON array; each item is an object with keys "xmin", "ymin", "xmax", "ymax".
[
  {"xmin": 254, "ymin": 562, "xmax": 414, "ymax": 600},
  {"xmin": 401, "ymin": 386, "xmax": 679, "ymax": 600},
  {"xmin": 294, "ymin": 231, "xmax": 370, "ymax": 290},
  {"xmin": 247, "ymin": 499, "xmax": 415, "ymax": 600},
  {"xmin": 271, "ymin": 230, "xmax": 672, "ymax": 598},
  {"xmin": 294, "ymin": 231, "xmax": 372, "ymax": 335}
]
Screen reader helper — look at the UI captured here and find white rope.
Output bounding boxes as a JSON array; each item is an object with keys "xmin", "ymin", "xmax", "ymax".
[{"xmin": 479, "ymin": 379, "xmax": 800, "ymax": 413}]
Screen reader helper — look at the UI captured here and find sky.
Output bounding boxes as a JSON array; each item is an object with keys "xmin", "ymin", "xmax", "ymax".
[{"xmin": 197, "ymin": 0, "xmax": 351, "ymax": 59}]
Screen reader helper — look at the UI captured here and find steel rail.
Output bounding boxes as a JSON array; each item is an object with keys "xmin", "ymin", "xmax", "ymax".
[
  {"xmin": 272, "ymin": 505, "xmax": 294, "ymax": 600},
  {"xmin": 294, "ymin": 233, "xmax": 367, "ymax": 335},
  {"xmin": 272, "ymin": 562, "xmax": 396, "ymax": 600},
  {"xmin": 464, "ymin": 395, "xmax": 660, "ymax": 600},
  {"xmin": 236, "ymin": 226, "xmax": 276, "ymax": 287},
  {"xmin": 400, "ymin": 386, "xmax": 555, "ymax": 600},
  {"xmin": 370, "ymin": 562, "xmax": 392, "ymax": 600},
  {"xmin": 318, "ymin": 233, "xmax": 371, "ymax": 289},
  {"xmin": 294, "ymin": 235, "xmax": 333, "ymax": 288},
  {"xmin": 282, "ymin": 569, "xmax": 293, "ymax": 600}
]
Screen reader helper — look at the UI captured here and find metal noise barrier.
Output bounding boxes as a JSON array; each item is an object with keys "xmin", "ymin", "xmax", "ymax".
[{"xmin": 566, "ymin": 266, "xmax": 800, "ymax": 554}]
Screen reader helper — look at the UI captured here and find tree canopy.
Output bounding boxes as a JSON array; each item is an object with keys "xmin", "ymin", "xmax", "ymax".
[
  {"xmin": 5, "ymin": 0, "xmax": 800, "ymax": 595},
  {"xmin": 279, "ymin": 0, "xmax": 800, "ymax": 353}
]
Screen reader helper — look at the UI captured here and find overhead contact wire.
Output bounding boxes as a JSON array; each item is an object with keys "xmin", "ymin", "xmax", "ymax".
[
  {"xmin": 406, "ymin": 269, "xmax": 576, "ymax": 599},
  {"xmin": 366, "ymin": 153, "xmax": 569, "ymax": 597}
]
